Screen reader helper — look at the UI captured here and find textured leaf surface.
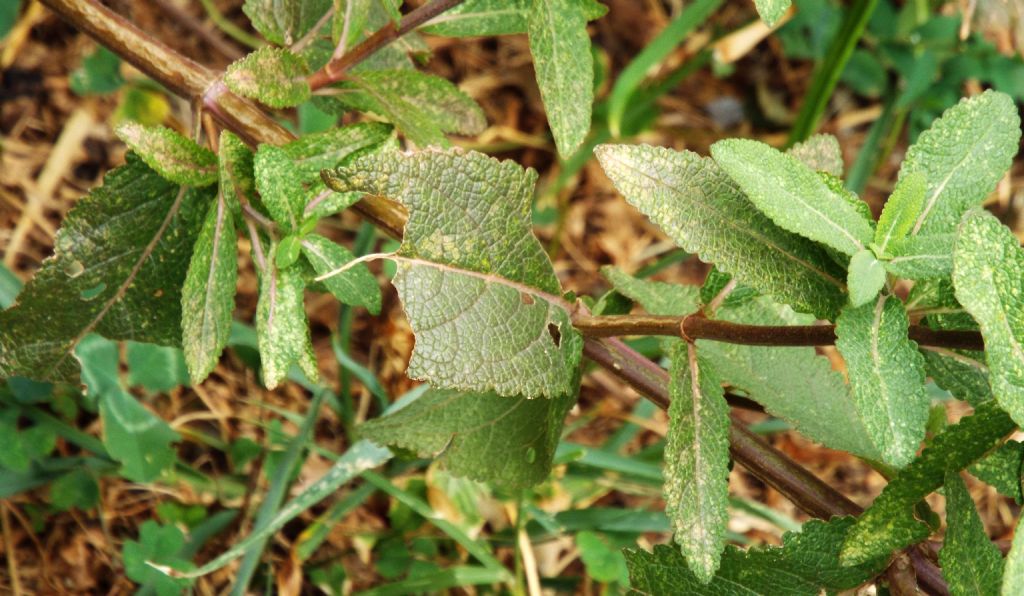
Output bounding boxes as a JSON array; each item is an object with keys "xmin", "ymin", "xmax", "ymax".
[
  {"xmin": 836, "ymin": 295, "xmax": 928, "ymax": 467},
  {"xmin": 754, "ymin": 0, "xmax": 791, "ymax": 26},
  {"xmin": 243, "ymin": 0, "xmax": 331, "ymax": 45},
  {"xmin": 902, "ymin": 90, "xmax": 1020, "ymax": 237},
  {"xmin": 876, "ymin": 171, "xmax": 926, "ymax": 254},
  {"xmin": 626, "ymin": 517, "xmax": 888, "ymax": 594},
  {"xmin": 847, "ymin": 249, "xmax": 886, "ymax": 307},
  {"xmin": 359, "ymin": 385, "xmax": 576, "ymax": 489},
  {"xmin": 218, "ymin": 131, "xmax": 254, "ymax": 217},
  {"xmin": 324, "ymin": 149, "xmax": 582, "ymax": 399},
  {"xmin": 333, "ymin": 70, "xmax": 485, "ymax": 138},
  {"xmin": 953, "ymin": 210, "xmax": 1024, "ymax": 427},
  {"xmin": 841, "ymin": 402, "xmax": 1015, "ymax": 565},
  {"xmin": 300, "ymin": 234, "xmax": 380, "ymax": 314},
  {"xmin": 181, "ymin": 191, "xmax": 238, "ymax": 383},
  {"xmin": 699, "ymin": 267, "xmax": 759, "ymax": 310},
  {"xmin": 596, "ymin": 144, "xmax": 846, "ymax": 319},
  {"xmin": 602, "ymin": 269, "xmax": 879, "ymax": 460},
  {"xmin": 0, "ymin": 155, "xmax": 208, "ymax": 383},
  {"xmin": 527, "ymin": 0, "xmax": 593, "ymax": 157},
  {"xmin": 940, "ymin": 471, "xmax": 1004, "ymax": 595},
  {"xmin": 115, "ymin": 122, "xmax": 217, "ymax": 186},
  {"xmin": 421, "ymin": 0, "xmax": 606, "ymax": 36},
  {"xmin": 101, "ymin": 388, "xmax": 179, "ymax": 482},
  {"xmin": 921, "ymin": 347, "xmax": 992, "ymax": 408},
  {"xmin": 281, "ymin": 122, "xmax": 392, "ymax": 182},
  {"xmin": 788, "ymin": 134, "xmax": 843, "ymax": 176},
  {"xmin": 1005, "ymin": 512, "xmax": 1024, "ymax": 595},
  {"xmin": 255, "ymin": 144, "xmax": 311, "ymax": 230},
  {"xmin": 225, "ymin": 47, "xmax": 311, "ymax": 108},
  {"xmin": 331, "ymin": 0, "xmax": 372, "ymax": 46},
  {"xmin": 711, "ymin": 139, "xmax": 874, "ymax": 256},
  {"xmin": 342, "ymin": 71, "xmax": 448, "ymax": 147},
  {"xmin": 664, "ymin": 343, "xmax": 730, "ymax": 582},
  {"xmin": 885, "ymin": 234, "xmax": 955, "ymax": 280},
  {"xmin": 256, "ymin": 257, "xmax": 318, "ymax": 389},
  {"xmin": 970, "ymin": 440, "xmax": 1024, "ymax": 504}
]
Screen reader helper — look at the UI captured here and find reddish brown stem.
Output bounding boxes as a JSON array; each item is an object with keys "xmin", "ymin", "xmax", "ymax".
[
  {"xmin": 308, "ymin": 0, "xmax": 466, "ymax": 90},
  {"xmin": 573, "ymin": 314, "xmax": 985, "ymax": 351}
]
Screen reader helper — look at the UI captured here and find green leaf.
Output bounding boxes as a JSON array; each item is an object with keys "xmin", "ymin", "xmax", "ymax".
[
  {"xmin": 576, "ymin": 531, "xmax": 629, "ymax": 585},
  {"xmin": 49, "ymin": 468, "xmax": 100, "ymax": 511},
  {"xmin": 875, "ymin": 171, "xmax": 926, "ymax": 255},
  {"xmin": 595, "ymin": 144, "xmax": 846, "ymax": 319},
  {"xmin": 242, "ymin": 0, "xmax": 331, "ymax": 45},
  {"xmin": 970, "ymin": 440, "xmax": 1024, "ymax": 504},
  {"xmin": 786, "ymin": 133, "xmax": 843, "ymax": 177},
  {"xmin": 698, "ymin": 267, "xmax": 759, "ymax": 310},
  {"xmin": 126, "ymin": 342, "xmax": 190, "ymax": 392},
  {"xmin": 332, "ymin": 0, "xmax": 372, "ymax": 46},
  {"xmin": 359, "ymin": 385, "xmax": 576, "ymax": 490},
  {"xmin": 900, "ymin": 90, "xmax": 1021, "ymax": 237},
  {"xmin": 225, "ymin": 47, "xmax": 311, "ymax": 109},
  {"xmin": 527, "ymin": 0, "xmax": 593, "ymax": 157},
  {"xmin": 835, "ymin": 295, "xmax": 928, "ymax": 467},
  {"xmin": 921, "ymin": 347, "xmax": 992, "ymax": 408},
  {"xmin": 101, "ymin": 388, "xmax": 179, "ymax": 482},
  {"xmin": 279, "ymin": 121, "xmax": 393, "ymax": 183},
  {"xmin": 885, "ymin": 233, "xmax": 955, "ymax": 280},
  {"xmin": 218, "ymin": 131, "xmax": 256, "ymax": 218},
  {"xmin": 256, "ymin": 256, "xmax": 318, "ymax": 389},
  {"xmin": 300, "ymin": 234, "xmax": 381, "ymax": 314},
  {"xmin": 114, "ymin": 122, "xmax": 218, "ymax": 186},
  {"xmin": 255, "ymin": 144, "xmax": 311, "ymax": 230},
  {"xmin": 123, "ymin": 521, "xmax": 194, "ymax": 595},
  {"xmin": 754, "ymin": 0, "xmax": 791, "ymax": 27},
  {"xmin": 329, "ymin": 70, "xmax": 485, "ymax": 139},
  {"xmin": 0, "ymin": 155, "xmax": 209, "ymax": 383},
  {"xmin": 626, "ymin": 517, "xmax": 889, "ymax": 594},
  {"xmin": 276, "ymin": 234, "xmax": 303, "ymax": 269},
  {"xmin": 665, "ymin": 343, "xmax": 729, "ymax": 582},
  {"xmin": 181, "ymin": 191, "xmax": 238, "ymax": 383},
  {"xmin": 421, "ymin": 0, "xmax": 606, "ymax": 37},
  {"xmin": 953, "ymin": 210, "xmax": 1024, "ymax": 427},
  {"xmin": 69, "ymin": 46, "xmax": 124, "ymax": 95},
  {"xmin": 711, "ymin": 138, "xmax": 875, "ymax": 256},
  {"xmin": 940, "ymin": 471, "xmax": 1004, "ymax": 595},
  {"xmin": 840, "ymin": 402, "xmax": 1015, "ymax": 565},
  {"xmin": 324, "ymin": 149, "xmax": 582, "ymax": 399},
  {"xmin": 847, "ymin": 249, "xmax": 886, "ymax": 307},
  {"xmin": 1005, "ymin": 511, "xmax": 1024, "ymax": 595}
]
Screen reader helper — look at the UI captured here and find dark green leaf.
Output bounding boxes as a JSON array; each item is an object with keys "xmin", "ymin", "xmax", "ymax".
[
  {"xmin": 242, "ymin": 0, "xmax": 331, "ymax": 45},
  {"xmin": 421, "ymin": 0, "xmax": 606, "ymax": 37},
  {"xmin": 359, "ymin": 385, "xmax": 576, "ymax": 490},
  {"xmin": 181, "ymin": 191, "xmax": 238, "ymax": 383},
  {"xmin": 0, "ymin": 155, "xmax": 209, "ymax": 383},
  {"xmin": 69, "ymin": 46, "xmax": 124, "ymax": 95},
  {"xmin": 969, "ymin": 441, "xmax": 1024, "ymax": 504},
  {"xmin": 840, "ymin": 402, "xmax": 1015, "ymax": 565},
  {"xmin": 940, "ymin": 472, "xmax": 1004, "ymax": 595},
  {"xmin": 256, "ymin": 256, "xmax": 319, "ymax": 389},
  {"xmin": 101, "ymin": 388, "xmax": 179, "ymax": 482}
]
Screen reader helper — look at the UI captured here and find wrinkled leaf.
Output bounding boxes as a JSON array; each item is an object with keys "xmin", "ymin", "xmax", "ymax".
[
  {"xmin": 527, "ymin": 0, "xmax": 593, "ymax": 157},
  {"xmin": 901, "ymin": 90, "xmax": 1020, "ymax": 237},
  {"xmin": 596, "ymin": 144, "xmax": 846, "ymax": 319},
  {"xmin": 953, "ymin": 210, "xmax": 1024, "ymax": 427},
  {"xmin": 711, "ymin": 138, "xmax": 875, "ymax": 256},
  {"xmin": 970, "ymin": 440, "xmax": 1024, "ymax": 504},
  {"xmin": 875, "ymin": 171, "xmax": 926, "ymax": 255},
  {"xmin": 940, "ymin": 471, "xmax": 1004, "ymax": 595},
  {"xmin": 754, "ymin": 0, "xmax": 791, "ymax": 27},
  {"xmin": 225, "ymin": 47, "xmax": 311, "ymax": 109},
  {"xmin": 359, "ymin": 385, "xmax": 576, "ymax": 490},
  {"xmin": 835, "ymin": 295, "xmax": 929, "ymax": 467},
  {"xmin": 242, "ymin": 0, "xmax": 331, "ymax": 45},
  {"xmin": 885, "ymin": 233, "xmax": 955, "ymax": 280},
  {"xmin": 301, "ymin": 234, "xmax": 380, "ymax": 314},
  {"xmin": 256, "ymin": 256, "xmax": 319, "ymax": 389},
  {"xmin": 115, "ymin": 122, "xmax": 217, "ymax": 186},
  {"xmin": 421, "ymin": 0, "xmax": 606, "ymax": 37},
  {"xmin": 787, "ymin": 133, "xmax": 842, "ymax": 176},
  {"xmin": 324, "ymin": 149, "xmax": 582, "ymax": 399},
  {"xmin": 0, "ymin": 155, "xmax": 208, "ymax": 383},
  {"xmin": 664, "ymin": 343, "xmax": 730, "ymax": 582}
]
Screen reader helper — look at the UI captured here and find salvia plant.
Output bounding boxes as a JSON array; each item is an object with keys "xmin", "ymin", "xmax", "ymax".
[{"xmin": 5, "ymin": 0, "xmax": 1024, "ymax": 593}]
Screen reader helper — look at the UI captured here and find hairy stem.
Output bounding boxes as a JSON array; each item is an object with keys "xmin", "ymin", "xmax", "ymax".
[
  {"xmin": 573, "ymin": 314, "xmax": 985, "ymax": 351},
  {"xmin": 308, "ymin": 0, "xmax": 466, "ymax": 90}
]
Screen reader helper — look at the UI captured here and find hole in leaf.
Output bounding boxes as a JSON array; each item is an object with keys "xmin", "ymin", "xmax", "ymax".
[
  {"xmin": 63, "ymin": 260, "xmax": 85, "ymax": 278},
  {"xmin": 521, "ymin": 292, "xmax": 534, "ymax": 305},
  {"xmin": 547, "ymin": 323, "xmax": 561, "ymax": 347},
  {"xmin": 79, "ymin": 282, "xmax": 106, "ymax": 301}
]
